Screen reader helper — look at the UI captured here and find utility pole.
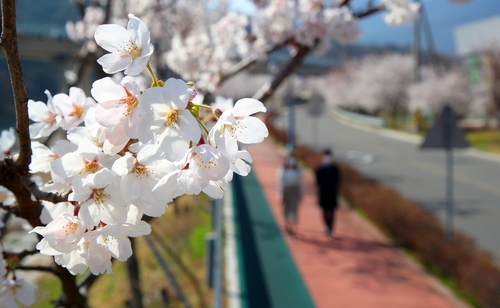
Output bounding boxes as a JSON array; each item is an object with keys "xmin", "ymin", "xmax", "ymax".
[{"xmin": 412, "ymin": 1, "xmax": 422, "ymax": 83}]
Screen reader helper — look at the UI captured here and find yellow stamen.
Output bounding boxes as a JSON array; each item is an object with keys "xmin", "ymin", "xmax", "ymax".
[{"xmin": 164, "ymin": 108, "xmax": 181, "ymax": 128}]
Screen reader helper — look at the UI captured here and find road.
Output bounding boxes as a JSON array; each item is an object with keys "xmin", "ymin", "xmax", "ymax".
[{"xmin": 274, "ymin": 106, "xmax": 500, "ymax": 259}]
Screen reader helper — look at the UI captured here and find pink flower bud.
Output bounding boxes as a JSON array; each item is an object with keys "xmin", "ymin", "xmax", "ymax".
[
  {"xmin": 213, "ymin": 108, "xmax": 223, "ymax": 119},
  {"xmin": 189, "ymin": 88, "xmax": 197, "ymax": 101}
]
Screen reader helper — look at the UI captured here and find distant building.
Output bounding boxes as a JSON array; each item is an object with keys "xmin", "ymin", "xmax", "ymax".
[{"xmin": 454, "ymin": 15, "xmax": 500, "ymax": 57}]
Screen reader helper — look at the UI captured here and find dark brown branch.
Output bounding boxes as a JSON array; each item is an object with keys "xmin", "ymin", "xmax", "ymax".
[
  {"xmin": 73, "ymin": 0, "xmax": 86, "ymax": 18},
  {"xmin": 16, "ymin": 265, "xmax": 55, "ymax": 273},
  {"xmin": 13, "ymin": 248, "xmax": 40, "ymax": 259},
  {"xmin": 247, "ymin": 2, "xmax": 383, "ymax": 103},
  {"xmin": 53, "ymin": 263, "xmax": 87, "ymax": 307},
  {"xmin": 340, "ymin": 0, "xmax": 350, "ymax": 7},
  {"xmin": 0, "ymin": 159, "xmax": 42, "ymax": 227},
  {"xmin": 353, "ymin": 4, "xmax": 383, "ymax": 18},
  {"xmin": 219, "ymin": 41, "xmax": 288, "ymax": 86},
  {"xmin": 20, "ymin": 175, "xmax": 71, "ymax": 204},
  {"xmin": 253, "ymin": 44, "xmax": 312, "ymax": 103},
  {"xmin": 0, "ymin": 201, "xmax": 13, "ymax": 213},
  {"xmin": 0, "ymin": 0, "xmax": 31, "ymax": 172}
]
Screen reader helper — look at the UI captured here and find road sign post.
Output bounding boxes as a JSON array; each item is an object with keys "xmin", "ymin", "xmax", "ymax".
[
  {"xmin": 420, "ymin": 105, "xmax": 470, "ymax": 242},
  {"xmin": 306, "ymin": 92, "xmax": 325, "ymax": 150}
]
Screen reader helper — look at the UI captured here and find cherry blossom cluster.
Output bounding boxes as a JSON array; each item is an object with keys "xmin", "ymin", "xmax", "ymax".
[
  {"xmin": 0, "ymin": 14, "xmax": 268, "ymax": 285},
  {"xmin": 253, "ymin": 0, "xmax": 362, "ymax": 51},
  {"xmin": 0, "ymin": 246, "xmax": 36, "ymax": 307},
  {"xmin": 165, "ymin": 0, "xmax": 421, "ymax": 93},
  {"xmin": 165, "ymin": 11, "xmax": 254, "ymax": 93},
  {"xmin": 381, "ymin": 0, "xmax": 420, "ymax": 26},
  {"xmin": 0, "ymin": 174, "xmax": 37, "ymax": 307},
  {"xmin": 319, "ymin": 53, "xmax": 473, "ymax": 114},
  {"xmin": 65, "ymin": 0, "xmax": 423, "ymax": 94}
]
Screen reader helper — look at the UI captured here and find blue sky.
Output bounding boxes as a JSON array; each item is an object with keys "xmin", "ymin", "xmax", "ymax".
[{"xmin": 230, "ymin": 0, "xmax": 500, "ymax": 55}]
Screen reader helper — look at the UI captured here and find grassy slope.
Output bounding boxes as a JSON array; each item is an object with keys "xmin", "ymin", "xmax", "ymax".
[
  {"xmin": 34, "ymin": 195, "xmax": 213, "ymax": 307},
  {"xmin": 466, "ymin": 130, "xmax": 500, "ymax": 154}
]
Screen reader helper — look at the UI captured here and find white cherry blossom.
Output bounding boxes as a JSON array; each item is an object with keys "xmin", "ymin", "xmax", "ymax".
[
  {"xmin": 28, "ymin": 90, "xmax": 61, "ymax": 139},
  {"xmin": 39, "ymin": 201, "xmax": 76, "ymax": 225},
  {"xmin": 31, "ymin": 212, "xmax": 85, "ymax": 253},
  {"xmin": 138, "ymin": 78, "xmax": 201, "ymax": 161},
  {"xmin": 382, "ymin": 0, "xmax": 420, "ymax": 26},
  {"xmin": 91, "ymin": 76, "xmax": 143, "ymax": 138},
  {"xmin": 30, "ymin": 140, "xmax": 77, "ymax": 174},
  {"xmin": 70, "ymin": 168, "xmax": 128, "ymax": 228},
  {"xmin": 94, "ymin": 14, "xmax": 154, "ymax": 76},
  {"xmin": 0, "ymin": 278, "xmax": 37, "ymax": 308},
  {"xmin": 0, "ymin": 128, "xmax": 16, "ymax": 158},
  {"xmin": 54, "ymin": 248, "xmax": 88, "ymax": 275},
  {"xmin": 51, "ymin": 138, "xmax": 115, "ymax": 181},
  {"xmin": 153, "ymin": 144, "xmax": 230, "ymax": 200},
  {"xmin": 112, "ymin": 143, "xmax": 175, "ymax": 216},
  {"xmin": 53, "ymin": 87, "xmax": 96, "ymax": 130},
  {"xmin": 209, "ymin": 98, "xmax": 268, "ymax": 153},
  {"xmin": 325, "ymin": 6, "xmax": 362, "ymax": 44}
]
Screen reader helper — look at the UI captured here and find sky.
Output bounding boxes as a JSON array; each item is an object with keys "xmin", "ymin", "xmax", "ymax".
[{"xmin": 230, "ymin": 0, "xmax": 500, "ymax": 56}]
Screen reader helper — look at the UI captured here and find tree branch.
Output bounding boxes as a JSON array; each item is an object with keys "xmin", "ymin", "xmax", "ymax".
[
  {"xmin": 219, "ymin": 42, "xmax": 288, "ymax": 86},
  {"xmin": 253, "ymin": 44, "xmax": 312, "ymax": 103},
  {"xmin": 0, "ymin": 201, "xmax": 14, "ymax": 213},
  {"xmin": 0, "ymin": 159, "xmax": 42, "ymax": 227},
  {"xmin": 353, "ymin": 4, "xmax": 383, "ymax": 18},
  {"xmin": 15, "ymin": 265, "xmax": 55, "ymax": 273},
  {"xmin": 0, "ymin": 0, "xmax": 31, "ymax": 172},
  {"xmin": 20, "ymin": 175, "xmax": 71, "ymax": 204}
]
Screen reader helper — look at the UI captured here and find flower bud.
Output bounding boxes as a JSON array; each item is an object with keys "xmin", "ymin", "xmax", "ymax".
[
  {"xmin": 189, "ymin": 88, "xmax": 197, "ymax": 101},
  {"xmin": 213, "ymin": 108, "xmax": 223, "ymax": 119}
]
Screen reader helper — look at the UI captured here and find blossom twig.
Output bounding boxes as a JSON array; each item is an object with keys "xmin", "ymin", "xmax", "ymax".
[
  {"xmin": 16, "ymin": 265, "xmax": 55, "ymax": 273},
  {"xmin": 253, "ymin": 44, "xmax": 312, "ymax": 103},
  {"xmin": 20, "ymin": 176, "xmax": 71, "ymax": 204},
  {"xmin": 0, "ymin": 0, "xmax": 31, "ymax": 172}
]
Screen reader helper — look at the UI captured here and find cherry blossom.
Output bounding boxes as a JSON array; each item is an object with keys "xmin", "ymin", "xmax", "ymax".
[
  {"xmin": 382, "ymin": 0, "xmax": 420, "ymax": 26},
  {"xmin": 69, "ymin": 168, "xmax": 128, "ymax": 228},
  {"xmin": 153, "ymin": 144, "xmax": 230, "ymax": 199},
  {"xmin": 91, "ymin": 76, "xmax": 144, "ymax": 139},
  {"xmin": 30, "ymin": 140, "xmax": 77, "ymax": 174},
  {"xmin": 325, "ymin": 6, "xmax": 362, "ymax": 44},
  {"xmin": 209, "ymin": 98, "xmax": 269, "ymax": 150},
  {"xmin": 53, "ymin": 87, "xmax": 96, "ymax": 130},
  {"xmin": 28, "ymin": 90, "xmax": 61, "ymax": 139},
  {"xmin": 138, "ymin": 78, "xmax": 201, "ymax": 161},
  {"xmin": 31, "ymin": 212, "xmax": 86, "ymax": 252},
  {"xmin": 81, "ymin": 107, "xmax": 130, "ymax": 155},
  {"xmin": 112, "ymin": 143, "xmax": 175, "ymax": 216},
  {"xmin": 94, "ymin": 14, "xmax": 154, "ymax": 76},
  {"xmin": 0, "ymin": 128, "xmax": 16, "ymax": 158},
  {"xmin": 51, "ymin": 138, "xmax": 115, "ymax": 181},
  {"xmin": 0, "ymin": 278, "xmax": 37, "ymax": 308},
  {"xmin": 39, "ymin": 201, "xmax": 75, "ymax": 225}
]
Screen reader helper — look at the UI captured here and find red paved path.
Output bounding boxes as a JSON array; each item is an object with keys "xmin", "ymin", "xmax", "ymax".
[{"xmin": 247, "ymin": 138, "xmax": 469, "ymax": 308}]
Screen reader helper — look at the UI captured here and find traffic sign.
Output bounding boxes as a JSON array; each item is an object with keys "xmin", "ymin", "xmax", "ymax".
[
  {"xmin": 421, "ymin": 105, "xmax": 470, "ymax": 149},
  {"xmin": 420, "ymin": 105, "xmax": 469, "ymax": 242}
]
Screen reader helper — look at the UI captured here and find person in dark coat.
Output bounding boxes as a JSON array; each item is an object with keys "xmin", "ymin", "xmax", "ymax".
[{"xmin": 314, "ymin": 149, "xmax": 341, "ymax": 238}]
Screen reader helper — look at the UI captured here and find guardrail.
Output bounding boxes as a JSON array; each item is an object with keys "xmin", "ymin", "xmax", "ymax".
[{"xmin": 331, "ymin": 105, "xmax": 386, "ymax": 128}]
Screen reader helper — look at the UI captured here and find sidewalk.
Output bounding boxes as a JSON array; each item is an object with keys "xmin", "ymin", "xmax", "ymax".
[{"xmin": 241, "ymin": 138, "xmax": 469, "ymax": 308}]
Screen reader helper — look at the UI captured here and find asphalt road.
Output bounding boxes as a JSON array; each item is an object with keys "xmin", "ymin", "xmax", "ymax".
[{"xmin": 274, "ymin": 106, "xmax": 500, "ymax": 259}]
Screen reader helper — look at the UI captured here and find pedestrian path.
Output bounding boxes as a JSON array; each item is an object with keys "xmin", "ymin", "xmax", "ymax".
[
  {"xmin": 229, "ymin": 138, "xmax": 469, "ymax": 308},
  {"xmin": 230, "ymin": 167, "xmax": 315, "ymax": 308}
]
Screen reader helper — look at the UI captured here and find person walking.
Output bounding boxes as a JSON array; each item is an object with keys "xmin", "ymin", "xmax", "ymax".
[
  {"xmin": 315, "ymin": 149, "xmax": 341, "ymax": 239},
  {"xmin": 277, "ymin": 155, "xmax": 303, "ymax": 239}
]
